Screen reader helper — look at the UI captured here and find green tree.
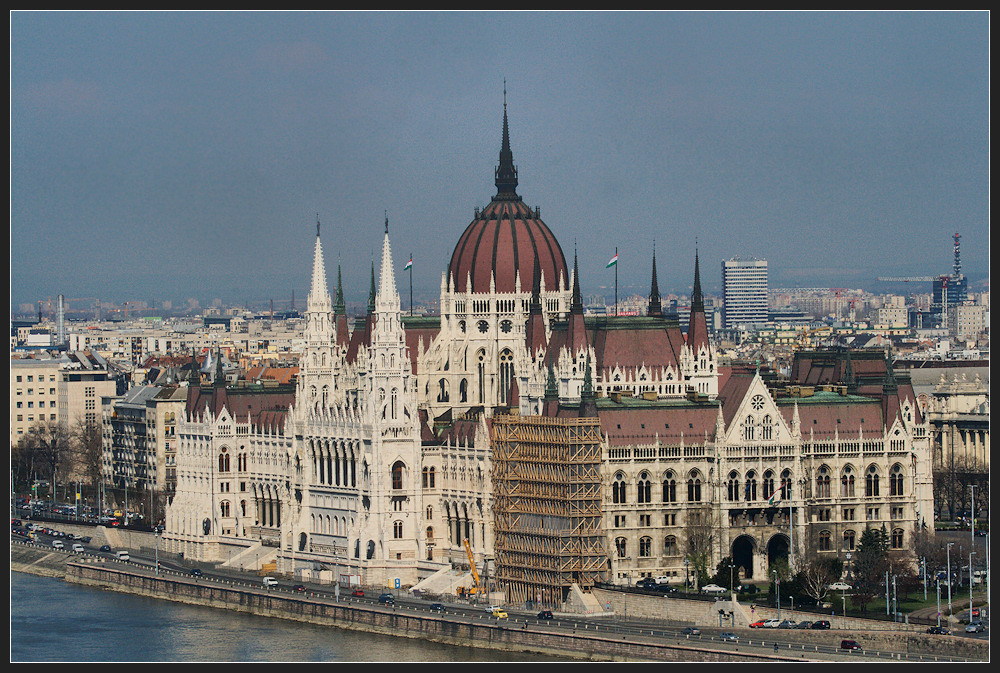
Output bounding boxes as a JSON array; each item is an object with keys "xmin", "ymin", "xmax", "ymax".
[{"xmin": 851, "ymin": 526, "xmax": 890, "ymax": 613}]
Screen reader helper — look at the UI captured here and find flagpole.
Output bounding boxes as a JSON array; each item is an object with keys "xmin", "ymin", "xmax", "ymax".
[
  {"xmin": 409, "ymin": 252, "xmax": 413, "ymax": 316},
  {"xmin": 615, "ymin": 246, "xmax": 618, "ymax": 316}
]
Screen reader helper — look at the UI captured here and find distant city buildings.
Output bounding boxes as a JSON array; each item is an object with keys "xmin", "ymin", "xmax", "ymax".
[{"xmin": 722, "ymin": 257, "xmax": 768, "ymax": 328}]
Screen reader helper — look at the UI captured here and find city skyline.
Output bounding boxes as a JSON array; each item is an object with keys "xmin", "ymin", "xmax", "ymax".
[{"xmin": 11, "ymin": 11, "xmax": 989, "ymax": 310}]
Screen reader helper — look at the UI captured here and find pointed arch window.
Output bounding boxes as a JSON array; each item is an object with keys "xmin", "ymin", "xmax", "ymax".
[{"xmin": 662, "ymin": 472, "xmax": 677, "ymax": 503}]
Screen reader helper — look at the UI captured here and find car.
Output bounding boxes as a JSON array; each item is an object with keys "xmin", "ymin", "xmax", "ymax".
[
  {"xmin": 71, "ymin": 543, "xmax": 84, "ymax": 552},
  {"xmin": 537, "ymin": 610, "xmax": 553, "ymax": 620},
  {"xmin": 636, "ymin": 578, "xmax": 659, "ymax": 589},
  {"xmin": 828, "ymin": 582, "xmax": 853, "ymax": 591},
  {"xmin": 811, "ymin": 620, "xmax": 831, "ymax": 630},
  {"xmin": 719, "ymin": 632, "xmax": 738, "ymax": 642},
  {"xmin": 293, "ymin": 584, "xmax": 306, "ymax": 592},
  {"xmin": 429, "ymin": 603, "xmax": 445, "ymax": 612},
  {"xmin": 189, "ymin": 568, "xmax": 203, "ymax": 576},
  {"xmin": 794, "ymin": 621, "xmax": 813, "ymax": 629},
  {"xmin": 749, "ymin": 620, "xmax": 766, "ymax": 628},
  {"xmin": 485, "ymin": 605, "xmax": 501, "ymax": 613},
  {"xmin": 965, "ymin": 622, "xmax": 985, "ymax": 633},
  {"xmin": 840, "ymin": 639, "xmax": 863, "ymax": 651},
  {"xmin": 763, "ymin": 619, "xmax": 781, "ymax": 628},
  {"xmin": 378, "ymin": 593, "xmax": 394, "ymax": 604},
  {"xmin": 491, "ymin": 608, "xmax": 508, "ymax": 619},
  {"xmin": 777, "ymin": 620, "xmax": 795, "ymax": 629},
  {"xmin": 100, "ymin": 544, "xmax": 111, "ymax": 552},
  {"xmin": 351, "ymin": 589, "xmax": 364, "ymax": 597},
  {"xmin": 926, "ymin": 626, "xmax": 951, "ymax": 635},
  {"xmin": 701, "ymin": 584, "xmax": 727, "ymax": 594},
  {"xmin": 681, "ymin": 627, "xmax": 701, "ymax": 636},
  {"xmin": 737, "ymin": 584, "xmax": 760, "ymax": 595},
  {"xmin": 658, "ymin": 584, "xmax": 679, "ymax": 593},
  {"xmin": 51, "ymin": 540, "xmax": 64, "ymax": 549},
  {"xmin": 262, "ymin": 576, "xmax": 278, "ymax": 587}
]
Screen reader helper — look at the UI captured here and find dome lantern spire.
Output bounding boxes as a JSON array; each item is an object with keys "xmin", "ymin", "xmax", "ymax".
[{"xmin": 494, "ymin": 81, "xmax": 519, "ymax": 200}]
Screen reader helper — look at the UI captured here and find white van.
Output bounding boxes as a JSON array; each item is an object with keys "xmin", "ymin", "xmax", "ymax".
[
  {"xmin": 72, "ymin": 543, "xmax": 84, "ymax": 552},
  {"xmin": 52, "ymin": 540, "xmax": 64, "ymax": 549},
  {"xmin": 262, "ymin": 576, "xmax": 278, "ymax": 587},
  {"xmin": 115, "ymin": 550, "xmax": 130, "ymax": 561}
]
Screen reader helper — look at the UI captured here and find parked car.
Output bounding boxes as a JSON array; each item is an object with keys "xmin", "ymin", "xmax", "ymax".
[
  {"xmin": 429, "ymin": 603, "xmax": 445, "ymax": 612},
  {"xmin": 794, "ymin": 621, "xmax": 813, "ymax": 629},
  {"xmin": 351, "ymin": 589, "xmax": 364, "ymax": 597},
  {"xmin": 681, "ymin": 627, "xmax": 701, "ymax": 636},
  {"xmin": 926, "ymin": 626, "xmax": 951, "ymax": 635},
  {"xmin": 777, "ymin": 620, "xmax": 795, "ymax": 629},
  {"xmin": 537, "ymin": 610, "xmax": 553, "ymax": 620},
  {"xmin": 965, "ymin": 622, "xmax": 985, "ymax": 633},
  {"xmin": 636, "ymin": 578, "xmax": 659, "ymax": 589},
  {"xmin": 763, "ymin": 619, "xmax": 781, "ymax": 628},
  {"xmin": 828, "ymin": 582, "xmax": 853, "ymax": 591},
  {"xmin": 737, "ymin": 584, "xmax": 759, "ymax": 595},
  {"xmin": 840, "ymin": 639, "xmax": 863, "ymax": 651},
  {"xmin": 749, "ymin": 620, "xmax": 766, "ymax": 628},
  {"xmin": 719, "ymin": 632, "xmax": 738, "ymax": 641},
  {"xmin": 701, "ymin": 584, "xmax": 727, "ymax": 594},
  {"xmin": 811, "ymin": 620, "xmax": 831, "ymax": 630}
]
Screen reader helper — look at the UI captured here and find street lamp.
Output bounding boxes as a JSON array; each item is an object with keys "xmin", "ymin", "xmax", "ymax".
[
  {"xmin": 729, "ymin": 563, "xmax": 735, "ymax": 592},
  {"xmin": 684, "ymin": 558, "xmax": 690, "ymax": 592},
  {"xmin": 773, "ymin": 570, "xmax": 780, "ymax": 620},
  {"xmin": 946, "ymin": 542, "xmax": 954, "ymax": 617}
]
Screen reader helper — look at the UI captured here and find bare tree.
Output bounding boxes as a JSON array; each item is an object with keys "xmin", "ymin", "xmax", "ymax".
[
  {"xmin": 70, "ymin": 416, "xmax": 104, "ymax": 499},
  {"xmin": 800, "ymin": 555, "xmax": 841, "ymax": 605},
  {"xmin": 684, "ymin": 506, "xmax": 714, "ymax": 587},
  {"xmin": 16, "ymin": 421, "xmax": 73, "ymax": 500}
]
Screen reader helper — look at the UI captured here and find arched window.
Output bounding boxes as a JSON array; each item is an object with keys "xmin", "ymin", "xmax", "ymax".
[
  {"xmin": 727, "ymin": 471, "xmax": 740, "ymax": 501},
  {"xmin": 745, "ymin": 471, "xmax": 758, "ymax": 501},
  {"xmin": 218, "ymin": 449, "xmax": 230, "ymax": 473},
  {"xmin": 499, "ymin": 349, "xmax": 514, "ymax": 405},
  {"xmin": 890, "ymin": 464, "xmax": 904, "ymax": 496},
  {"xmin": 761, "ymin": 414, "xmax": 773, "ymax": 440},
  {"xmin": 392, "ymin": 461, "xmax": 405, "ymax": 490},
  {"xmin": 220, "ymin": 500, "xmax": 230, "ymax": 517},
  {"xmin": 743, "ymin": 415, "xmax": 756, "ymax": 442},
  {"xmin": 891, "ymin": 528, "xmax": 904, "ymax": 549},
  {"xmin": 816, "ymin": 466, "xmax": 831, "ymax": 498},
  {"xmin": 615, "ymin": 537, "xmax": 627, "ymax": 558},
  {"xmin": 662, "ymin": 472, "xmax": 677, "ymax": 503},
  {"xmin": 780, "ymin": 469, "xmax": 792, "ymax": 499},
  {"xmin": 639, "ymin": 536, "xmax": 652, "ymax": 557},
  {"xmin": 393, "ymin": 520, "xmax": 403, "ymax": 539},
  {"xmin": 841, "ymin": 466, "xmax": 856, "ymax": 497},
  {"xmin": 844, "ymin": 529, "xmax": 856, "ymax": 551},
  {"xmin": 762, "ymin": 470, "xmax": 775, "ymax": 501},
  {"xmin": 613, "ymin": 474, "xmax": 627, "ymax": 504},
  {"xmin": 865, "ymin": 465, "xmax": 880, "ymax": 497},
  {"xmin": 687, "ymin": 471, "xmax": 702, "ymax": 502},
  {"xmin": 819, "ymin": 530, "xmax": 832, "ymax": 551},
  {"xmin": 664, "ymin": 535, "xmax": 678, "ymax": 556},
  {"xmin": 637, "ymin": 472, "xmax": 651, "ymax": 504}
]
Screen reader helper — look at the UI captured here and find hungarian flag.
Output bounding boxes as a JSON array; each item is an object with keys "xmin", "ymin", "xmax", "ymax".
[
  {"xmin": 403, "ymin": 256, "xmax": 412, "ymax": 271},
  {"xmin": 768, "ymin": 487, "xmax": 783, "ymax": 507},
  {"xmin": 606, "ymin": 252, "xmax": 618, "ymax": 268}
]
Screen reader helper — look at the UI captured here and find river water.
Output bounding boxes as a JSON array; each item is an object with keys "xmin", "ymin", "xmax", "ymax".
[{"xmin": 10, "ymin": 572, "xmax": 563, "ymax": 662}]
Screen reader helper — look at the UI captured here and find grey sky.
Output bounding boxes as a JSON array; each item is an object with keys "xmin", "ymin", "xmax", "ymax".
[{"xmin": 10, "ymin": 11, "xmax": 989, "ymax": 313}]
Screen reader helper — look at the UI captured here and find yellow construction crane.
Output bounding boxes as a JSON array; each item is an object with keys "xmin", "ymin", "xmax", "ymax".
[{"xmin": 461, "ymin": 539, "xmax": 482, "ymax": 596}]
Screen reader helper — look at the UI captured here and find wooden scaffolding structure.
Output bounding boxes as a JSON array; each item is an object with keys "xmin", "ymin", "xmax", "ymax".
[{"xmin": 490, "ymin": 414, "xmax": 608, "ymax": 608}]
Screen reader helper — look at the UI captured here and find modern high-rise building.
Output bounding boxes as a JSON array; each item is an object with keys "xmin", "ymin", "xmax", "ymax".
[{"xmin": 721, "ymin": 257, "xmax": 768, "ymax": 328}]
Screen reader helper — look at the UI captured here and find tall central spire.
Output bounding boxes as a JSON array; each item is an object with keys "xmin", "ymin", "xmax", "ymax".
[{"xmin": 494, "ymin": 82, "xmax": 519, "ymax": 199}]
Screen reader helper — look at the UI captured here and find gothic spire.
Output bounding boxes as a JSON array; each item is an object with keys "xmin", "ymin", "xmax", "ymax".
[
  {"xmin": 691, "ymin": 245, "xmax": 704, "ymax": 314},
  {"xmin": 494, "ymin": 82, "xmax": 519, "ymax": 200},
  {"xmin": 648, "ymin": 241, "xmax": 662, "ymax": 317},
  {"xmin": 571, "ymin": 247, "xmax": 583, "ymax": 313}
]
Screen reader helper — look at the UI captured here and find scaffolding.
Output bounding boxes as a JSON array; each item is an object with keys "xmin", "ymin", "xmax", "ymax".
[{"xmin": 490, "ymin": 414, "xmax": 608, "ymax": 608}]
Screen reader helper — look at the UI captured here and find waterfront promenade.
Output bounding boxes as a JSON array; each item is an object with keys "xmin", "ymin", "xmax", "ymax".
[{"xmin": 11, "ymin": 539, "xmax": 986, "ymax": 663}]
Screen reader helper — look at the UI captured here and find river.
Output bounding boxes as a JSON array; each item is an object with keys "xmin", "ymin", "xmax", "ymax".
[{"xmin": 10, "ymin": 572, "xmax": 564, "ymax": 662}]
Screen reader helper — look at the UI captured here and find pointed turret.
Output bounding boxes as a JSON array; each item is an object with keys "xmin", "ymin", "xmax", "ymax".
[
  {"xmin": 525, "ymin": 253, "xmax": 547, "ymax": 358},
  {"xmin": 567, "ymin": 249, "xmax": 588, "ymax": 355},
  {"xmin": 686, "ymin": 248, "xmax": 710, "ymax": 353},
  {"xmin": 648, "ymin": 242, "xmax": 662, "ymax": 317},
  {"xmin": 334, "ymin": 262, "xmax": 350, "ymax": 348}
]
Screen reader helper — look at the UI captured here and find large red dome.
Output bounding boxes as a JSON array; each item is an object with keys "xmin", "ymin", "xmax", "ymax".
[
  {"xmin": 449, "ymin": 199, "xmax": 568, "ymax": 295},
  {"xmin": 448, "ymin": 101, "xmax": 568, "ymax": 295}
]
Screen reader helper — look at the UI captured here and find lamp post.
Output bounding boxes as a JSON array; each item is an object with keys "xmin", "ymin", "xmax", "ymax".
[
  {"xmin": 729, "ymin": 563, "xmax": 735, "ymax": 592},
  {"xmin": 684, "ymin": 558, "xmax": 690, "ymax": 592},
  {"xmin": 154, "ymin": 527, "xmax": 160, "ymax": 576},
  {"xmin": 946, "ymin": 542, "xmax": 954, "ymax": 617},
  {"xmin": 773, "ymin": 570, "xmax": 780, "ymax": 621},
  {"xmin": 969, "ymin": 551, "xmax": 976, "ymax": 617}
]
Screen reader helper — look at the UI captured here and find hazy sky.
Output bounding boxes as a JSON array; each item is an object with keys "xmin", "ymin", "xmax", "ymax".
[{"xmin": 10, "ymin": 11, "xmax": 989, "ymax": 314}]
